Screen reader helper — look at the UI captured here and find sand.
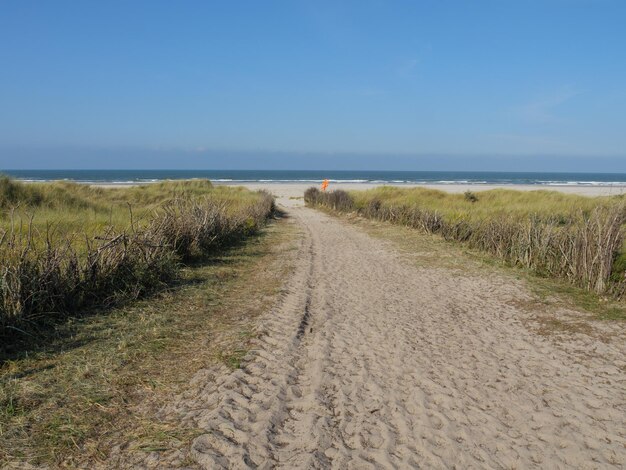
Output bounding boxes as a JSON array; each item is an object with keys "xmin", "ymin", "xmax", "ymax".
[
  {"xmin": 129, "ymin": 190, "xmax": 626, "ymax": 469},
  {"xmin": 215, "ymin": 181, "xmax": 626, "ymax": 198},
  {"xmin": 88, "ymin": 180, "xmax": 626, "ymax": 197},
  {"xmin": 93, "ymin": 183, "xmax": 626, "ymax": 468}
]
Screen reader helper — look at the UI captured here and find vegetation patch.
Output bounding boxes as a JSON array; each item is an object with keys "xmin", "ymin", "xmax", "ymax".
[
  {"xmin": 0, "ymin": 177, "xmax": 275, "ymax": 355},
  {"xmin": 305, "ymin": 186, "xmax": 626, "ymax": 299}
]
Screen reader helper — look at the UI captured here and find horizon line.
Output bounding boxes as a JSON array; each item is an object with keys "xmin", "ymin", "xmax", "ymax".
[{"xmin": 3, "ymin": 168, "xmax": 626, "ymax": 175}]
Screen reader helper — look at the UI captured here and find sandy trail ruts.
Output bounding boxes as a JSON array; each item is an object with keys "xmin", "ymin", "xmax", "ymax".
[{"xmin": 178, "ymin": 205, "xmax": 625, "ymax": 469}]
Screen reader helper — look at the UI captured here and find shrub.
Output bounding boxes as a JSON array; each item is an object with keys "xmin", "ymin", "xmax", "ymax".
[
  {"xmin": 303, "ymin": 187, "xmax": 320, "ymax": 205},
  {"xmin": 303, "ymin": 187, "xmax": 354, "ymax": 211},
  {"xmin": 464, "ymin": 190, "xmax": 478, "ymax": 203}
]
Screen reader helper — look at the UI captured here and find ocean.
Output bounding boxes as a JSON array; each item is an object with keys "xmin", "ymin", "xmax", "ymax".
[{"xmin": 2, "ymin": 169, "xmax": 626, "ymax": 187}]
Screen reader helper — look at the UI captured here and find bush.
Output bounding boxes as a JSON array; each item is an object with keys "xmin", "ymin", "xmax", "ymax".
[
  {"xmin": 464, "ymin": 190, "xmax": 478, "ymax": 203},
  {"xmin": 304, "ymin": 187, "xmax": 320, "ymax": 205},
  {"xmin": 304, "ymin": 187, "xmax": 354, "ymax": 211}
]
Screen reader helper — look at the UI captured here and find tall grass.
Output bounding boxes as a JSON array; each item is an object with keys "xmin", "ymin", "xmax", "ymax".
[
  {"xmin": 305, "ymin": 186, "xmax": 626, "ymax": 297},
  {"xmin": 0, "ymin": 178, "xmax": 275, "ymax": 351}
]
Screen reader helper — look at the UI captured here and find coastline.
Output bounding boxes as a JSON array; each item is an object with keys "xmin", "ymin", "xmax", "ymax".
[
  {"xmin": 211, "ymin": 182, "xmax": 626, "ymax": 198},
  {"xmin": 19, "ymin": 179, "xmax": 626, "ymax": 197}
]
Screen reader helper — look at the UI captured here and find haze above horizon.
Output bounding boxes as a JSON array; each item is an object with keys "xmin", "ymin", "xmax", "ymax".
[{"xmin": 1, "ymin": 1, "xmax": 625, "ymax": 172}]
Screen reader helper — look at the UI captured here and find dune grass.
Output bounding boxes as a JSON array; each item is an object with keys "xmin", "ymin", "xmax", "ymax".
[
  {"xmin": 348, "ymin": 186, "xmax": 623, "ymax": 219},
  {"xmin": 305, "ymin": 186, "xmax": 626, "ymax": 299},
  {"xmin": 0, "ymin": 215, "xmax": 297, "ymax": 467},
  {"xmin": 0, "ymin": 177, "xmax": 268, "ymax": 241},
  {"xmin": 0, "ymin": 177, "xmax": 275, "ymax": 355}
]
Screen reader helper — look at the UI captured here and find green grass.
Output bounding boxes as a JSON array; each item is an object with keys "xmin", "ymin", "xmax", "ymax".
[
  {"xmin": 0, "ymin": 176, "xmax": 268, "ymax": 244},
  {"xmin": 349, "ymin": 185, "xmax": 623, "ymax": 216}
]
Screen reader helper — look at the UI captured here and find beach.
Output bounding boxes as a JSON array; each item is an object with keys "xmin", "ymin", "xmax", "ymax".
[
  {"xmin": 3, "ymin": 176, "xmax": 625, "ymax": 468},
  {"xmin": 4, "ymin": 1, "xmax": 626, "ymax": 466},
  {"xmin": 8, "ymin": 169, "xmax": 626, "ymax": 197},
  {"xmin": 213, "ymin": 181, "xmax": 626, "ymax": 201}
]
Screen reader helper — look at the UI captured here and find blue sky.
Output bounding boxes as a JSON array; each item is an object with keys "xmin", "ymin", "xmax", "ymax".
[{"xmin": 1, "ymin": 0, "xmax": 625, "ymax": 171}]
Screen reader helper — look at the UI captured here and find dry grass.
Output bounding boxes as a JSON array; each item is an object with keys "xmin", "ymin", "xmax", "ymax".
[
  {"xmin": 305, "ymin": 186, "xmax": 626, "ymax": 298},
  {"xmin": 0, "ymin": 177, "xmax": 275, "ymax": 354},
  {"xmin": 0, "ymin": 215, "xmax": 298, "ymax": 467}
]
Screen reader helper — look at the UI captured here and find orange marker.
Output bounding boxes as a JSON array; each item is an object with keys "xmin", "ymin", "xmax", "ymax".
[{"xmin": 321, "ymin": 179, "xmax": 329, "ymax": 191}]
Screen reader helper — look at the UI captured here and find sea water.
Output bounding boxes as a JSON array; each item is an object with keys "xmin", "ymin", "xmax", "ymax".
[{"xmin": 3, "ymin": 169, "xmax": 626, "ymax": 187}]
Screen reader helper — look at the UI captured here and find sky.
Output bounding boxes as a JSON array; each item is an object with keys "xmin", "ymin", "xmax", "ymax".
[{"xmin": 1, "ymin": 0, "xmax": 625, "ymax": 171}]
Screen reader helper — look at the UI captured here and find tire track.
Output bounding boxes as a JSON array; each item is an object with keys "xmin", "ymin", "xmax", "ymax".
[{"xmin": 189, "ymin": 214, "xmax": 319, "ymax": 468}]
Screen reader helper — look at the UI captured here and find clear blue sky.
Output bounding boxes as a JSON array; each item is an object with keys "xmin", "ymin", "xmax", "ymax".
[{"xmin": 1, "ymin": 0, "xmax": 625, "ymax": 171}]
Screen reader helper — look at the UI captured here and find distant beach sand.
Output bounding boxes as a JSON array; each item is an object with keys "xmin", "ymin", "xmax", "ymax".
[
  {"xmin": 212, "ymin": 182, "xmax": 626, "ymax": 201},
  {"xmin": 92, "ymin": 181, "xmax": 626, "ymax": 198}
]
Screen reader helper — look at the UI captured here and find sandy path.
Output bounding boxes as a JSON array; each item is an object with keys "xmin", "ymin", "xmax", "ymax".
[{"xmin": 178, "ymin": 201, "xmax": 625, "ymax": 469}]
